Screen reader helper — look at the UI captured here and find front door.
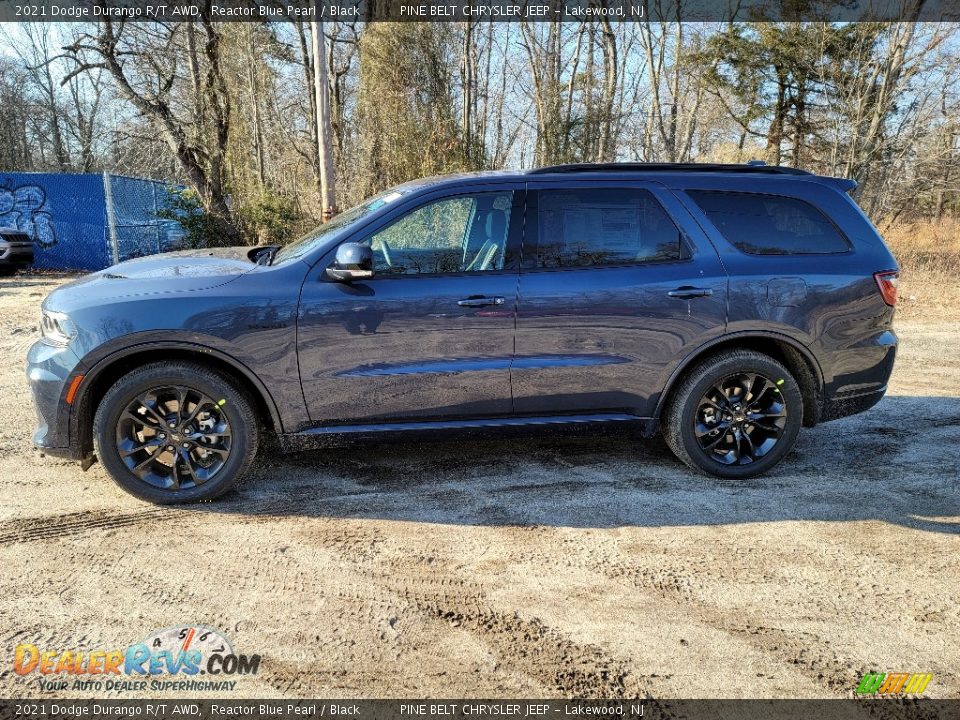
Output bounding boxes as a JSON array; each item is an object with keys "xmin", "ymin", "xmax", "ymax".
[
  {"xmin": 513, "ymin": 180, "xmax": 728, "ymax": 418},
  {"xmin": 297, "ymin": 186, "xmax": 523, "ymax": 425}
]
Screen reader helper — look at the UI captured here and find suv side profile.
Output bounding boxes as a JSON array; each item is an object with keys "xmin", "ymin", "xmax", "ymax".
[{"xmin": 27, "ymin": 163, "xmax": 899, "ymax": 504}]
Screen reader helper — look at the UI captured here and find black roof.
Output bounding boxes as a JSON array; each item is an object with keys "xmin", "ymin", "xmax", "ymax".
[{"xmin": 528, "ymin": 162, "xmax": 812, "ymax": 176}]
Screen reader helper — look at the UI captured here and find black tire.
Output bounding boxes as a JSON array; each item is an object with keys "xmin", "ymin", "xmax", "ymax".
[
  {"xmin": 663, "ymin": 349, "xmax": 803, "ymax": 479},
  {"xmin": 94, "ymin": 361, "xmax": 259, "ymax": 503},
  {"xmin": 0, "ymin": 266, "xmax": 18, "ymax": 277}
]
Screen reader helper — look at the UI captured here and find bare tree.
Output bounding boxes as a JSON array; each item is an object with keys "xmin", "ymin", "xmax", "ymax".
[{"xmin": 62, "ymin": 14, "xmax": 235, "ymax": 233}]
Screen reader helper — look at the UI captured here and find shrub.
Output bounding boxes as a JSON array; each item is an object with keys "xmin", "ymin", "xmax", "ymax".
[
  {"xmin": 156, "ymin": 188, "xmax": 238, "ymax": 249},
  {"xmin": 238, "ymin": 192, "xmax": 306, "ymax": 246}
]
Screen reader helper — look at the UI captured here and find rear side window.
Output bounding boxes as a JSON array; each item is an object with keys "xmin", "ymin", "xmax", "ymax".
[
  {"xmin": 688, "ymin": 190, "xmax": 850, "ymax": 255},
  {"xmin": 536, "ymin": 188, "xmax": 684, "ymax": 268}
]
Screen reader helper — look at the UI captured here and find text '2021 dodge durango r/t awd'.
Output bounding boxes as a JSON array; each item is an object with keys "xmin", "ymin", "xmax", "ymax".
[{"xmin": 27, "ymin": 163, "xmax": 899, "ymax": 503}]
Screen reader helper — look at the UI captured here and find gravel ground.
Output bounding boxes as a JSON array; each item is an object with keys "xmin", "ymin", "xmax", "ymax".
[{"xmin": 0, "ymin": 273, "xmax": 958, "ymax": 699}]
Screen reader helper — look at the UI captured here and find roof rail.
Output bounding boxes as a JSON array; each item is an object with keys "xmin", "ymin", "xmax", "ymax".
[{"xmin": 528, "ymin": 162, "xmax": 813, "ymax": 176}]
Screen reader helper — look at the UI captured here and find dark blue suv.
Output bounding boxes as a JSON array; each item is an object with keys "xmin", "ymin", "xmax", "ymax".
[{"xmin": 27, "ymin": 163, "xmax": 899, "ymax": 503}]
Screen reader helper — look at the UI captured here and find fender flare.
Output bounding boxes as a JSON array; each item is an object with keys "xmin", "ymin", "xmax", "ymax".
[
  {"xmin": 652, "ymin": 330, "xmax": 826, "ymax": 421},
  {"xmin": 70, "ymin": 341, "xmax": 285, "ymax": 444}
]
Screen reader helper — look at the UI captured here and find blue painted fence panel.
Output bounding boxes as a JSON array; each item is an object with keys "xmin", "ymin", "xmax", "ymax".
[{"xmin": 0, "ymin": 172, "xmax": 185, "ymax": 271}]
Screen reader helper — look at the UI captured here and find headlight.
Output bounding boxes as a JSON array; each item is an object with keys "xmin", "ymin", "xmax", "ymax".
[{"xmin": 40, "ymin": 310, "xmax": 77, "ymax": 345}]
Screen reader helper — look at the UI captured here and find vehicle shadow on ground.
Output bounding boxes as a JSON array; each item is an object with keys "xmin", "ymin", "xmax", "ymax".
[{"xmin": 199, "ymin": 394, "xmax": 960, "ymax": 533}]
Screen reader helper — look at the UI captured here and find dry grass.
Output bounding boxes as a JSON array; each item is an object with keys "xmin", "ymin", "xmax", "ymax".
[
  {"xmin": 881, "ymin": 220, "xmax": 960, "ymax": 322},
  {"xmin": 883, "ymin": 219, "xmax": 960, "ymax": 275}
]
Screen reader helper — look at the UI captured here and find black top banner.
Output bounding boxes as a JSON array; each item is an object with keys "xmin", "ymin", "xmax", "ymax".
[{"xmin": 0, "ymin": 0, "xmax": 957, "ymax": 23}]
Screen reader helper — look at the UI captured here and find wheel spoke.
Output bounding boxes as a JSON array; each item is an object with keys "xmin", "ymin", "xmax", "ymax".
[
  {"xmin": 741, "ymin": 429, "xmax": 757, "ymax": 461},
  {"xmin": 711, "ymin": 384, "xmax": 731, "ymax": 407},
  {"xmin": 701, "ymin": 397, "xmax": 725, "ymax": 413},
  {"xmin": 123, "ymin": 405, "xmax": 163, "ymax": 428},
  {"xmin": 194, "ymin": 440, "xmax": 229, "ymax": 457},
  {"xmin": 702, "ymin": 430, "xmax": 731, "ymax": 452},
  {"xmin": 177, "ymin": 448, "xmax": 205, "ymax": 485},
  {"xmin": 169, "ymin": 453, "xmax": 183, "ymax": 489},
  {"xmin": 696, "ymin": 421, "xmax": 730, "ymax": 443},
  {"xmin": 749, "ymin": 418, "xmax": 783, "ymax": 432},
  {"xmin": 141, "ymin": 394, "xmax": 169, "ymax": 426},
  {"xmin": 748, "ymin": 374, "xmax": 771, "ymax": 404},
  {"xmin": 131, "ymin": 452, "xmax": 157, "ymax": 477},
  {"xmin": 119, "ymin": 437, "xmax": 163, "ymax": 457},
  {"xmin": 181, "ymin": 398, "xmax": 209, "ymax": 429},
  {"xmin": 188, "ymin": 430, "xmax": 230, "ymax": 441},
  {"xmin": 174, "ymin": 387, "xmax": 189, "ymax": 426}
]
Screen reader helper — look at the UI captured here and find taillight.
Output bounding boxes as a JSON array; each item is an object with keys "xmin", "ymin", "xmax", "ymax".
[{"xmin": 874, "ymin": 270, "xmax": 899, "ymax": 306}]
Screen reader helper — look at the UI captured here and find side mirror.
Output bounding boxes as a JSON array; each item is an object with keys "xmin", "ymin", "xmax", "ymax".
[{"xmin": 325, "ymin": 243, "xmax": 374, "ymax": 282}]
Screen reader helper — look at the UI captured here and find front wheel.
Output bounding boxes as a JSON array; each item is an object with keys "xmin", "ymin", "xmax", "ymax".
[
  {"xmin": 93, "ymin": 361, "xmax": 259, "ymax": 503},
  {"xmin": 663, "ymin": 350, "xmax": 803, "ymax": 479}
]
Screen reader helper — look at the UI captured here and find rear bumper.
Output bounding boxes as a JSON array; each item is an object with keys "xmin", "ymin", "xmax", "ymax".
[
  {"xmin": 819, "ymin": 329, "xmax": 896, "ymax": 422},
  {"xmin": 820, "ymin": 387, "xmax": 887, "ymax": 422},
  {"xmin": 27, "ymin": 338, "xmax": 84, "ymax": 459}
]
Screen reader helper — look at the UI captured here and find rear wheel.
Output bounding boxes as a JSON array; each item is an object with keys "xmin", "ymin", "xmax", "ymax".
[
  {"xmin": 94, "ymin": 362, "xmax": 259, "ymax": 503},
  {"xmin": 663, "ymin": 350, "xmax": 803, "ymax": 478}
]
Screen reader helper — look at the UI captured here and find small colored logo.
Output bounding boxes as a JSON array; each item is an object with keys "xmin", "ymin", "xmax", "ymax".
[{"xmin": 856, "ymin": 672, "xmax": 933, "ymax": 696}]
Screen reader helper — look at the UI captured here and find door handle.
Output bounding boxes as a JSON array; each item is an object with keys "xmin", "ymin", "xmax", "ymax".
[
  {"xmin": 457, "ymin": 296, "xmax": 506, "ymax": 308},
  {"xmin": 667, "ymin": 287, "xmax": 714, "ymax": 300}
]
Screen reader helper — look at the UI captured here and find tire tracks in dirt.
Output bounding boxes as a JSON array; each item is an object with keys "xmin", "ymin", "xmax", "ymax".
[
  {"xmin": 256, "ymin": 567, "xmax": 659, "ymax": 700},
  {"xmin": 0, "ymin": 508, "xmax": 182, "ymax": 546},
  {"xmin": 540, "ymin": 534, "xmax": 865, "ymax": 698}
]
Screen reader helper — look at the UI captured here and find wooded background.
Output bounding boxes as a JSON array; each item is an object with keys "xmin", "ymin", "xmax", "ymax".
[{"xmin": 0, "ymin": 18, "xmax": 957, "ymax": 245}]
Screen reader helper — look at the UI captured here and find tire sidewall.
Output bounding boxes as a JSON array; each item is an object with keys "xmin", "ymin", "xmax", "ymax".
[
  {"xmin": 678, "ymin": 356, "xmax": 803, "ymax": 479},
  {"xmin": 94, "ymin": 366, "xmax": 256, "ymax": 503}
]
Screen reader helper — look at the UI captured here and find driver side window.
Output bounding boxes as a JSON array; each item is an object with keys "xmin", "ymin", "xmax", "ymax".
[{"xmin": 364, "ymin": 192, "xmax": 513, "ymax": 275}]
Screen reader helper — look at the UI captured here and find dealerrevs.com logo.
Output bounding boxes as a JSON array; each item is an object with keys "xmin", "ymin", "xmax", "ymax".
[{"xmin": 13, "ymin": 625, "xmax": 260, "ymax": 693}]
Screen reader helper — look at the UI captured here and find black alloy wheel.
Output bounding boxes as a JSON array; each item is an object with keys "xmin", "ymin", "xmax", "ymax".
[
  {"xmin": 94, "ymin": 362, "xmax": 259, "ymax": 503},
  {"xmin": 663, "ymin": 349, "xmax": 804, "ymax": 479},
  {"xmin": 694, "ymin": 372, "xmax": 787, "ymax": 466},
  {"xmin": 116, "ymin": 386, "xmax": 233, "ymax": 490}
]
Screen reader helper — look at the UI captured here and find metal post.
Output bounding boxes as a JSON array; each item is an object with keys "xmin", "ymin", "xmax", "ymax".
[{"xmin": 103, "ymin": 171, "xmax": 120, "ymax": 267}]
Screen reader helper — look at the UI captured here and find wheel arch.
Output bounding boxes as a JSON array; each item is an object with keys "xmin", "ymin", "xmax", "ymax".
[
  {"xmin": 654, "ymin": 332, "xmax": 824, "ymax": 429},
  {"xmin": 72, "ymin": 343, "xmax": 283, "ymax": 457}
]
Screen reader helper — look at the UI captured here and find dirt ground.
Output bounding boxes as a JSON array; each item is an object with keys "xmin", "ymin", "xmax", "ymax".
[{"xmin": 0, "ymin": 272, "xmax": 957, "ymax": 700}]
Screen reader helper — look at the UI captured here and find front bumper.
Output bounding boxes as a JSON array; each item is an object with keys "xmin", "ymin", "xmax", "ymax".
[
  {"xmin": 26, "ymin": 338, "xmax": 83, "ymax": 459},
  {"xmin": 0, "ymin": 241, "xmax": 35, "ymax": 265}
]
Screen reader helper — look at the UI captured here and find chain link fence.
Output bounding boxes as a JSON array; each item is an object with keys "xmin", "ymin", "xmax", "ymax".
[{"xmin": 0, "ymin": 171, "xmax": 185, "ymax": 271}]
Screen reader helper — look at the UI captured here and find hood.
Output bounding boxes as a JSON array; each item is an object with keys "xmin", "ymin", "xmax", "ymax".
[
  {"xmin": 44, "ymin": 247, "xmax": 259, "ymax": 312},
  {"xmin": 101, "ymin": 246, "xmax": 256, "ymax": 281}
]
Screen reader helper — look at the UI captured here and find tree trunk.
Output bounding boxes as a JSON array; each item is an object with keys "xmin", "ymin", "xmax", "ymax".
[{"xmin": 312, "ymin": 14, "xmax": 338, "ymax": 220}]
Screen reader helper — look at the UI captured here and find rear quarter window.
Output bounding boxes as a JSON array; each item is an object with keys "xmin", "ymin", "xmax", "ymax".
[{"xmin": 687, "ymin": 190, "xmax": 851, "ymax": 255}]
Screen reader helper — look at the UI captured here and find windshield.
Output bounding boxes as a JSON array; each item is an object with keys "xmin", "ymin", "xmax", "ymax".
[{"xmin": 273, "ymin": 188, "xmax": 408, "ymax": 264}]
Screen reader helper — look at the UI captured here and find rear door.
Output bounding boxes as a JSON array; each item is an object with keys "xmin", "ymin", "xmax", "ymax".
[{"xmin": 513, "ymin": 180, "xmax": 728, "ymax": 418}]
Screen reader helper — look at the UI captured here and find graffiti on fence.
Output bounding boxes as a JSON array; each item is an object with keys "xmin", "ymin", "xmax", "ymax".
[{"xmin": 0, "ymin": 181, "xmax": 58, "ymax": 249}]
